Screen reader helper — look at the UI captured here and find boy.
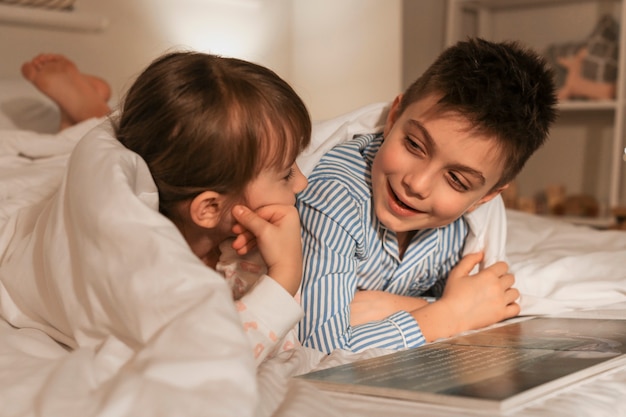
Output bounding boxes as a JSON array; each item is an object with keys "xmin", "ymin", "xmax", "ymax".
[{"xmin": 296, "ymin": 38, "xmax": 557, "ymax": 353}]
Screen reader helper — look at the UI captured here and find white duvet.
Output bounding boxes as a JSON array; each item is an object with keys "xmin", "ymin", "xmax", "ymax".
[{"xmin": 0, "ymin": 103, "xmax": 625, "ymax": 417}]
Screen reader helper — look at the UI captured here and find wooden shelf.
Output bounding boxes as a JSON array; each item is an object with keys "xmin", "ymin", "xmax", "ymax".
[
  {"xmin": 0, "ymin": 3, "xmax": 109, "ymax": 32},
  {"xmin": 458, "ymin": 0, "xmax": 619, "ymax": 11}
]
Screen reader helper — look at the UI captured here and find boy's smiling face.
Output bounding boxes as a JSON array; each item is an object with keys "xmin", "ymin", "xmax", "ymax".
[{"xmin": 371, "ymin": 94, "xmax": 507, "ymax": 234}]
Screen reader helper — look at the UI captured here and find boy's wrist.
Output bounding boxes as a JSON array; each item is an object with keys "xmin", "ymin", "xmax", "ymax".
[{"xmin": 410, "ymin": 299, "xmax": 462, "ymax": 342}]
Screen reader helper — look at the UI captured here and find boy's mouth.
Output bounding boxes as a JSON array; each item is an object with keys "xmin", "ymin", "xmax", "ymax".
[{"xmin": 387, "ymin": 183, "xmax": 418, "ymax": 213}]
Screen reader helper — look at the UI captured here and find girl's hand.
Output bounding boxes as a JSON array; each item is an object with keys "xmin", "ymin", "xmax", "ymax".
[
  {"xmin": 231, "ymin": 223, "xmax": 257, "ymax": 255},
  {"xmin": 230, "ymin": 204, "xmax": 303, "ymax": 296}
]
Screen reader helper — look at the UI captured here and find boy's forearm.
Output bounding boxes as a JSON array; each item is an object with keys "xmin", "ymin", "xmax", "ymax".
[
  {"xmin": 302, "ymin": 306, "xmax": 428, "ymax": 353},
  {"xmin": 350, "ymin": 290, "xmax": 429, "ymax": 326}
]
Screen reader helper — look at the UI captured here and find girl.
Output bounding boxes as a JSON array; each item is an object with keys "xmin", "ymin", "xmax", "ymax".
[
  {"xmin": 114, "ymin": 51, "xmax": 312, "ymax": 363},
  {"xmin": 0, "ymin": 50, "xmax": 314, "ymax": 416}
]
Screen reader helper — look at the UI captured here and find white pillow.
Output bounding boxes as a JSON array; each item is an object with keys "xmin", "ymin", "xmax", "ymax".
[
  {"xmin": 0, "ymin": 77, "xmax": 60, "ymax": 133},
  {"xmin": 299, "ymin": 102, "xmax": 389, "ymax": 176}
]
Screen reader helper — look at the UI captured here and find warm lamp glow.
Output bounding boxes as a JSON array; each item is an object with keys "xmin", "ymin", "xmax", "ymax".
[{"xmin": 153, "ymin": 0, "xmax": 273, "ymax": 61}]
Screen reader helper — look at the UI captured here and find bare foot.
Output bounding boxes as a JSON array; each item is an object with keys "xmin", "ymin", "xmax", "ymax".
[{"xmin": 21, "ymin": 53, "xmax": 111, "ymax": 131}]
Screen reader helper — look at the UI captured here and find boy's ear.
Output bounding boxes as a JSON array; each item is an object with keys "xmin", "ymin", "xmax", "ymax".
[
  {"xmin": 189, "ymin": 191, "xmax": 228, "ymax": 228},
  {"xmin": 465, "ymin": 184, "xmax": 509, "ymax": 214},
  {"xmin": 383, "ymin": 94, "xmax": 403, "ymax": 138}
]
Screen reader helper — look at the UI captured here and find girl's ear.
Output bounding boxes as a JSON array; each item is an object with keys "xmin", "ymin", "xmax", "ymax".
[
  {"xmin": 383, "ymin": 94, "xmax": 403, "ymax": 138},
  {"xmin": 189, "ymin": 191, "xmax": 228, "ymax": 228},
  {"xmin": 465, "ymin": 184, "xmax": 510, "ymax": 214}
]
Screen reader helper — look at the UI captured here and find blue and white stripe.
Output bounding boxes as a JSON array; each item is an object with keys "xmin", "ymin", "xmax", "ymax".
[{"xmin": 297, "ymin": 133, "xmax": 468, "ymax": 354}]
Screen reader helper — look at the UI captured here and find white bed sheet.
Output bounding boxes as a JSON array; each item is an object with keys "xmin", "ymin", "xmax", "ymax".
[
  {"xmin": 0, "ymin": 96, "xmax": 625, "ymax": 417},
  {"xmin": 0, "ymin": 77, "xmax": 60, "ymax": 133}
]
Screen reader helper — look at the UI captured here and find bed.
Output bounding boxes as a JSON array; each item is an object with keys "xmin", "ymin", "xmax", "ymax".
[{"xmin": 0, "ymin": 77, "xmax": 625, "ymax": 417}]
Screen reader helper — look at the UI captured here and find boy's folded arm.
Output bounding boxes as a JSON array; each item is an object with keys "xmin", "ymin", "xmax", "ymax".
[
  {"xmin": 349, "ymin": 290, "xmax": 429, "ymax": 326},
  {"xmin": 303, "ymin": 307, "xmax": 427, "ymax": 353}
]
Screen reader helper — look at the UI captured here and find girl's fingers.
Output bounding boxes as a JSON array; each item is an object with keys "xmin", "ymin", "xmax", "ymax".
[
  {"xmin": 231, "ymin": 205, "xmax": 268, "ymax": 236},
  {"xmin": 231, "ymin": 232, "xmax": 257, "ymax": 255}
]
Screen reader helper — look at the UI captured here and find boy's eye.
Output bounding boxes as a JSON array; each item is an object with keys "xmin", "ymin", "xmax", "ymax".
[
  {"xmin": 404, "ymin": 136, "xmax": 425, "ymax": 154},
  {"xmin": 448, "ymin": 172, "xmax": 470, "ymax": 191}
]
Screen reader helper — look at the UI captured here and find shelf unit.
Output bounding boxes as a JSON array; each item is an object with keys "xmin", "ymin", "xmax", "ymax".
[
  {"xmin": 0, "ymin": 3, "xmax": 108, "ymax": 32},
  {"xmin": 446, "ymin": 0, "xmax": 626, "ymax": 226}
]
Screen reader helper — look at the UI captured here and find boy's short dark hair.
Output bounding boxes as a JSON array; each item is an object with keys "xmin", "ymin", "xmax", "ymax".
[{"xmin": 399, "ymin": 37, "xmax": 558, "ymax": 190}]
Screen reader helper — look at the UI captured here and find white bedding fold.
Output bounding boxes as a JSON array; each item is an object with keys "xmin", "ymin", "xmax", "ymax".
[
  {"xmin": 0, "ymin": 118, "xmax": 102, "ymax": 227},
  {"xmin": 507, "ymin": 210, "xmax": 626, "ymax": 314},
  {"xmin": 0, "ymin": 120, "xmax": 259, "ymax": 416}
]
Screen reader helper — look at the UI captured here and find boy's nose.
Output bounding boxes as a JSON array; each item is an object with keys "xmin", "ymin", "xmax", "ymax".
[{"xmin": 403, "ymin": 171, "xmax": 433, "ymax": 199}]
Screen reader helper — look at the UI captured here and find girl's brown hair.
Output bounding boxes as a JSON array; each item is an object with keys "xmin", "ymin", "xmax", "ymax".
[{"xmin": 114, "ymin": 51, "xmax": 311, "ymax": 217}]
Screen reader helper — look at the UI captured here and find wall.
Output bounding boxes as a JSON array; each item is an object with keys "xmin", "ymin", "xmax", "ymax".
[
  {"xmin": 401, "ymin": 0, "xmax": 446, "ymax": 90},
  {"xmin": 290, "ymin": 0, "xmax": 402, "ymax": 120},
  {"xmin": 0, "ymin": 0, "xmax": 293, "ymax": 106},
  {"xmin": 0, "ymin": 0, "xmax": 420, "ymax": 121}
]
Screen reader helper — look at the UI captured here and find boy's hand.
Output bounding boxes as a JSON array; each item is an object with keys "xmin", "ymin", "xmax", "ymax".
[
  {"xmin": 442, "ymin": 252, "xmax": 520, "ymax": 328},
  {"xmin": 411, "ymin": 252, "xmax": 520, "ymax": 342},
  {"xmin": 230, "ymin": 204, "xmax": 303, "ymax": 296}
]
